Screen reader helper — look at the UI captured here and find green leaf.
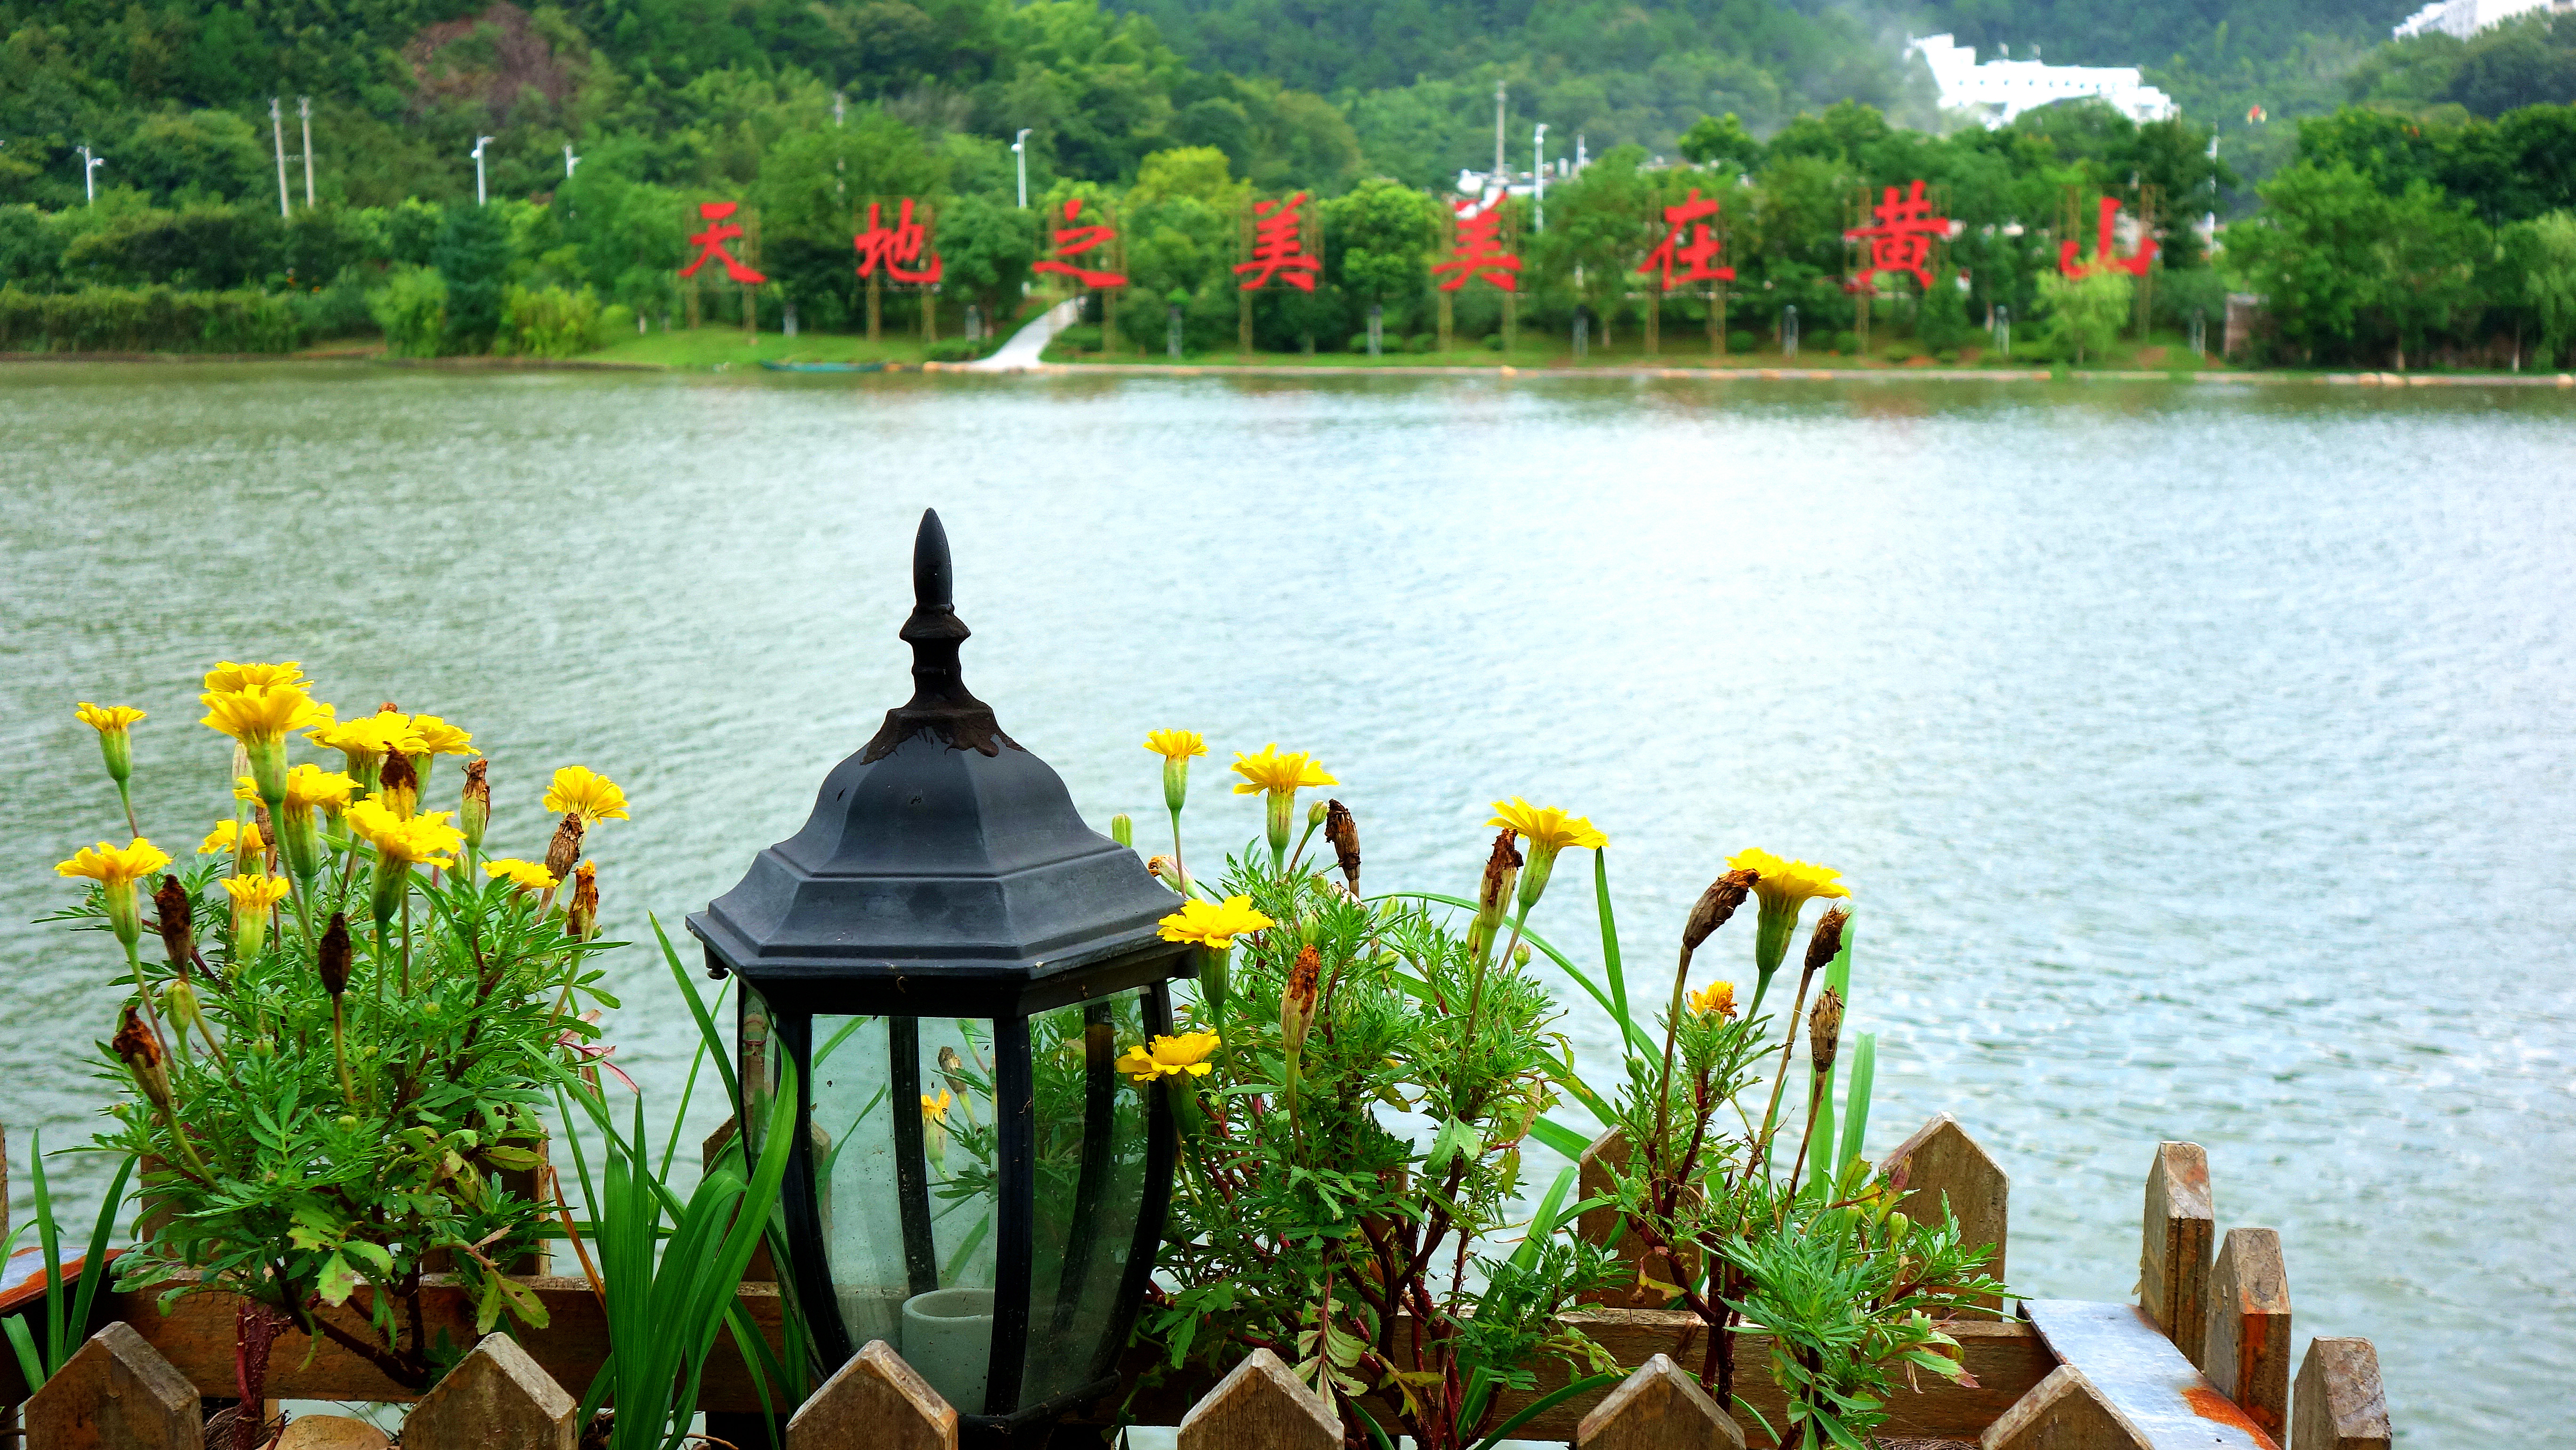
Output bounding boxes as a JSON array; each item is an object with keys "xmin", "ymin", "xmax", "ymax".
[
  {"xmin": 342, "ymin": 1241, "xmax": 394, "ymax": 1277},
  {"xmin": 1529, "ymin": 1114, "xmax": 1594, "ymax": 1159},
  {"xmin": 316, "ymin": 1252, "xmax": 360, "ymax": 1306}
]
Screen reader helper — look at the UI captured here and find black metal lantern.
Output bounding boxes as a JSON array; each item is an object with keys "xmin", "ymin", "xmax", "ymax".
[{"xmin": 689, "ymin": 511, "xmax": 1185, "ymax": 1444}]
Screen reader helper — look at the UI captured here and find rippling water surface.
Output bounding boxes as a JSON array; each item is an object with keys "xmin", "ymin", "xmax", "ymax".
[{"xmin": 5, "ymin": 363, "xmax": 2572, "ymax": 1442}]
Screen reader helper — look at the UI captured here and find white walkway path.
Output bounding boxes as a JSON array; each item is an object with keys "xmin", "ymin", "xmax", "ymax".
[{"xmin": 959, "ymin": 296, "xmax": 1082, "ymax": 371}]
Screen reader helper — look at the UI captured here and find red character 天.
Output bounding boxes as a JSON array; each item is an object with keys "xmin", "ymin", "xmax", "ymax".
[
  {"xmin": 1433, "ymin": 197, "xmax": 1520, "ymax": 292},
  {"xmin": 853, "ymin": 198, "xmax": 943, "ymax": 285},
  {"xmin": 2059, "ymin": 195, "xmax": 2157, "ymax": 278},
  {"xmin": 1234, "ymin": 192, "xmax": 1321, "ymax": 292},
  {"xmin": 1031, "ymin": 198, "xmax": 1127, "ymax": 289},
  {"xmin": 1843, "ymin": 180, "xmax": 1948, "ymax": 290},
  {"xmin": 1637, "ymin": 188, "xmax": 1735, "ymax": 292},
  {"xmin": 679, "ymin": 201, "xmax": 766, "ymax": 284}
]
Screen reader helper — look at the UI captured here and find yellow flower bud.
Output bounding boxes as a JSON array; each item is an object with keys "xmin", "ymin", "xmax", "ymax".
[{"xmin": 1110, "ymin": 814, "xmax": 1134, "ymax": 849}]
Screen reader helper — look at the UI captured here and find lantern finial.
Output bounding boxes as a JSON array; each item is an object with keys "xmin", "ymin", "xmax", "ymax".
[{"xmin": 864, "ymin": 509, "xmax": 1018, "ymax": 761}]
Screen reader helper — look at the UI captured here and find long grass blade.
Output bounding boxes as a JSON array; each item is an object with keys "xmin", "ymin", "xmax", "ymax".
[
  {"xmin": 652, "ymin": 912, "xmax": 739, "ymax": 1110},
  {"xmin": 659, "ymin": 976, "xmax": 733, "ymax": 1180},
  {"xmin": 1594, "ymin": 850, "xmax": 1628, "ymax": 1041},
  {"xmin": 1838, "ymin": 1033, "xmax": 1877, "ymax": 1172},
  {"xmin": 67, "ymin": 1154, "xmax": 136, "ymax": 1364}
]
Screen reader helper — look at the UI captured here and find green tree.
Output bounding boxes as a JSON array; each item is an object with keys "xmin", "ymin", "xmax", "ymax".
[
  {"xmin": 2222, "ymin": 162, "xmax": 2387, "ymax": 362},
  {"xmin": 938, "ymin": 193, "xmax": 1038, "ymax": 330},
  {"xmin": 1919, "ymin": 268, "xmax": 1971, "ymax": 351},
  {"xmin": 1323, "ymin": 177, "xmax": 1439, "ymax": 321},
  {"xmin": 433, "ymin": 204, "xmax": 512, "ymax": 353},
  {"xmin": 2037, "ymin": 266, "xmax": 2133, "ymax": 363},
  {"xmin": 1679, "ymin": 113, "xmax": 1763, "ymax": 172},
  {"xmin": 2376, "ymin": 180, "xmax": 2488, "ymax": 366},
  {"xmin": 2504, "ymin": 209, "xmax": 2576, "ymax": 364}
]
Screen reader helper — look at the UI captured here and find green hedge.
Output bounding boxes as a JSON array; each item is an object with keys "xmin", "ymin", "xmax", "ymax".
[{"xmin": 0, "ymin": 285, "xmax": 303, "ymax": 353}]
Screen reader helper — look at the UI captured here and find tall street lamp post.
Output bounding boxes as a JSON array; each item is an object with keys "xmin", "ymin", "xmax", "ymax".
[
  {"xmin": 1013, "ymin": 129, "xmax": 1032, "ymax": 209},
  {"xmin": 472, "ymin": 136, "xmax": 494, "ymax": 205}
]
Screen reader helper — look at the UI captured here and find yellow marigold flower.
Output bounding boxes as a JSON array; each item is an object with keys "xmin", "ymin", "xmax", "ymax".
[
  {"xmin": 408, "ymin": 715, "xmax": 478, "ymax": 757},
  {"xmin": 921, "ymin": 1089, "xmax": 953, "ymax": 1125},
  {"xmin": 1156, "ymin": 895, "xmax": 1274, "ymax": 949},
  {"xmin": 202, "ymin": 661, "xmax": 306, "ymax": 694},
  {"xmin": 543, "ymin": 765, "xmax": 631, "ymax": 826},
  {"xmin": 1689, "ymin": 982, "xmax": 1738, "ymax": 1019},
  {"xmin": 346, "ymin": 797, "xmax": 464, "ymax": 868},
  {"xmin": 1116, "ymin": 1031, "xmax": 1221, "ymax": 1082},
  {"xmin": 76, "ymin": 703, "xmax": 147, "ymax": 733},
  {"xmin": 222, "ymin": 874, "xmax": 293, "ymax": 911},
  {"xmin": 1143, "ymin": 730, "xmax": 1208, "ymax": 762},
  {"xmin": 1727, "ymin": 848, "xmax": 1851, "ymax": 912},
  {"xmin": 311, "ymin": 712, "xmax": 428, "ymax": 758},
  {"xmin": 1486, "ymin": 798, "xmax": 1608, "ymax": 853},
  {"xmin": 199, "ymin": 820, "xmax": 264, "ymax": 856},
  {"xmin": 55, "ymin": 838, "xmax": 173, "ymax": 887},
  {"xmin": 484, "ymin": 858, "xmax": 558, "ymax": 892},
  {"xmin": 266, "ymin": 764, "xmax": 358, "ymax": 812},
  {"xmin": 199, "ymin": 685, "xmax": 330, "ymax": 746},
  {"xmin": 1228, "ymin": 743, "xmax": 1336, "ymax": 796}
]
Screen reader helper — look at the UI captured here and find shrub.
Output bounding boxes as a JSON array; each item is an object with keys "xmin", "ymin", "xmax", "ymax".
[
  {"xmin": 925, "ymin": 338, "xmax": 986, "ymax": 362},
  {"xmin": 290, "ymin": 270, "xmax": 376, "ymax": 342},
  {"xmin": 597, "ymin": 303, "xmax": 636, "ymax": 338},
  {"xmin": 1728, "ymin": 329, "xmax": 1756, "ymax": 353},
  {"xmin": 1346, "ymin": 331, "xmax": 1371, "ymax": 353},
  {"xmin": 1834, "ymin": 330, "xmax": 1860, "ymax": 354},
  {"xmin": 433, "ymin": 204, "xmax": 510, "ymax": 352},
  {"xmin": 0, "ymin": 284, "xmax": 299, "ymax": 353},
  {"xmin": 497, "ymin": 284, "xmax": 603, "ymax": 358},
  {"xmin": 1883, "ymin": 339, "xmax": 1917, "ymax": 362},
  {"xmin": 1405, "ymin": 331, "xmax": 1434, "ymax": 352},
  {"xmin": 1937, "ymin": 347, "xmax": 1960, "ymax": 363},
  {"xmin": 368, "ymin": 266, "xmax": 447, "ymax": 358},
  {"xmin": 1482, "ymin": 332, "xmax": 1505, "ymax": 350}
]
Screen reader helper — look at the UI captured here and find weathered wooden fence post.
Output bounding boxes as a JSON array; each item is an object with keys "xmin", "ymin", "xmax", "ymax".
[
  {"xmin": 787, "ymin": 1340, "xmax": 956, "ymax": 1450},
  {"xmin": 2199, "ymin": 1226, "xmax": 2290, "ymax": 1441},
  {"xmin": 1175, "ymin": 1348, "xmax": 1338, "ymax": 1450},
  {"xmin": 2293, "ymin": 1338, "xmax": 2391, "ymax": 1450},
  {"xmin": 1573, "ymin": 1353, "xmax": 1745, "ymax": 1450},
  {"xmin": 23, "ymin": 1321, "xmax": 204, "ymax": 1450},
  {"xmin": 1575, "ymin": 1129, "xmax": 1699, "ymax": 1307},
  {"xmin": 1880, "ymin": 1114, "xmax": 2008, "ymax": 1310},
  {"xmin": 1979, "ymin": 1363, "xmax": 2150, "ymax": 1450},
  {"xmin": 2140, "ymin": 1142, "xmax": 2213, "ymax": 1363},
  {"xmin": 400, "ymin": 1332, "xmax": 578, "ymax": 1450}
]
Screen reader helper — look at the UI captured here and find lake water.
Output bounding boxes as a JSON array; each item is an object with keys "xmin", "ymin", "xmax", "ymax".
[{"xmin": 5, "ymin": 363, "xmax": 2572, "ymax": 1442}]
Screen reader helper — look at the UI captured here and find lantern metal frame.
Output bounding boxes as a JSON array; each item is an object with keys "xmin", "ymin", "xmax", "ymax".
[{"xmin": 689, "ymin": 511, "xmax": 1187, "ymax": 1442}]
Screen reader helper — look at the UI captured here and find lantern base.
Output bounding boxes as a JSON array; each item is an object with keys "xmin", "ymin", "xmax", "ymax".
[{"xmin": 956, "ymin": 1372, "xmax": 1121, "ymax": 1449}]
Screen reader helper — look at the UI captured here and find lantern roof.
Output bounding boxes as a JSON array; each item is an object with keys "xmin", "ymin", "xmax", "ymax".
[{"xmin": 688, "ymin": 510, "xmax": 1183, "ymax": 1003}]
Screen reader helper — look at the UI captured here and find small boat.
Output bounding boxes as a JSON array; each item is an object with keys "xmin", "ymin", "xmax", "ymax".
[{"xmin": 759, "ymin": 360, "xmax": 886, "ymax": 373}]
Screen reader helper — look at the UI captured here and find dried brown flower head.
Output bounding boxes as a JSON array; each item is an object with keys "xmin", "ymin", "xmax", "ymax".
[
  {"xmin": 112, "ymin": 1004, "xmax": 171, "ymax": 1109},
  {"xmin": 1324, "ymin": 799, "xmax": 1361, "ymax": 894},
  {"xmin": 461, "ymin": 758, "xmax": 491, "ymax": 846},
  {"xmin": 568, "ymin": 861, "xmax": 600, "ymax": 942},
  {"xmin": 1803, "ymin": 904, "xmax": 1851, "ymax": 981},
  {"xmin": 1808, "ymin": 986, "xmax": 1844, "ymax": 1075},
  {"xmin": 1477, "ymin": 829, "xmax": 1523, "ymax": 918},
  {"xmin": 1282, "ymin": 944, "xmax": 1322, "ymax": 1053},
  {"xmin": 544, "ymin": 811, "xmax": 586, "ymax": 881},
  {"xmin": 153, "ymin": 873, "xmax": 194, "ymax": 969},
  {"xmin": 317, "ymin": 912, "xmax": 352, "ymax": 997},
  {"xmin": 1682, "ymin": 867, "xmax": 1760, "ymax": 954}
]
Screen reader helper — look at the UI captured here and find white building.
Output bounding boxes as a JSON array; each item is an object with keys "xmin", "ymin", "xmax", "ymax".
[
  {"xmin": 2393, "ymin": 0, "xmax": 2569, "ymax": 40},
  {"xmin": 1907, "ymin": 33, "xmax": 2178, "ymax": 127}
]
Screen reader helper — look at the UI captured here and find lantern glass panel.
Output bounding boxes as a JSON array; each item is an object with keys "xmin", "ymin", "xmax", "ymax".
[{"xmin": 1023, "ymin": 990, "xmax": 1154, "ymax": 1403}]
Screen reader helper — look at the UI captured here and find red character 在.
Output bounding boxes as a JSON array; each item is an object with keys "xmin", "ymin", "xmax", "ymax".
[
  {"xmin": 2059, "ymin": 196, "xmax": 2157, "ymax": 278},
  {"xmin": 1637, "ymin": 189, "xmax": 1735, "ymax": 291},
  {"xmin": 680, "ymin": 201, "xmax": 766, "ymax": 284},
  {"xmin": 1844, "ymin": 180, "xmax": 1949, "ymax": 290},
  {"xmin": 1031, "ymin": 198, "xmax": 1127, "ymax": 289},
  {"xmin": 1433, "ymin": 197, "xmax": 1520, "ymax": 292},
  {"xmin": 1234, "ymin": 192, "xmax": 1321, "ymax": 292},
  {"xmin": 854, "ymin": 198, "xmax": 943, "ymax": 285}
]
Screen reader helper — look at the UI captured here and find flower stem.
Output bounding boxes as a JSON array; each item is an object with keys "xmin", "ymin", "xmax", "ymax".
[
  {"xmin": 115, "ymin": 780, "xmax": 140, "ymax": 841},
  {"xmin": 331, "ymin": 998, "xmax": 356, "ymax": 1107}
]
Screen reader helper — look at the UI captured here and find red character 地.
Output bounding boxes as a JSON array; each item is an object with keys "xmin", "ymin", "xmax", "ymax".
[
  {"xmin": 2059, "ymin": 195, "xmax": 2157, "ymax": 278},
  {"xmin": 1032, "ymin": 198, "xmax": 1127, "ymax": 289},
  {"xmin": 1433, "ymin": 197, "xmax": 1520, "ymax": 292},
  {"xmin": 1843, "ymin": 180, "xmax": 1949, "ymax": 290},
  {"xmin": 853, "ymin": 198, "xmax": 943, "ymax": 285},
  {"xmin": 679, "ymin": 201, "xmax": 766, "ymax": 284},
  {"xmin": 1234, "ymin": 192, "xmax": 1321, "ymax": 292},
  {"xmin": 1637, "ymin": 188, "xmax": 1735, "ymax": 291}
]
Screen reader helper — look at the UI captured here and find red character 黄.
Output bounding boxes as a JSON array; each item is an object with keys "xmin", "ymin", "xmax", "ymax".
[
  {"xmin": 1234, "ymin": 193, "xmax": 1320, "ymax": 292},
  {"xmin": 1844, "ymin": 180, "xmax": 1948, "ymax": 291},
  {"xmin": 1433, "ymin": 198, "xmax": 1520, "ymax": 292},
  {"xmin": 1637, "ymin": 189, "xmax": 1735, "ymax": 292},
  {"xmin": 1032, "ymin": 199, "xmax": 1127, "ymax": 289},
  {"xmin": 854, "ymin": 198, "xmax": 943, "ymax": 285},
  {"xmin": 680, "ymin": 201, "xmax": 767, "ymax": 284}
]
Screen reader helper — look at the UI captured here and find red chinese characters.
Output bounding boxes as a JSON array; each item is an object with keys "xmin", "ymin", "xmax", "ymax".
[
  {"xmin": 1844, "ymin": 180, "xmax": 1948, "ymax": 290},
  {"xmin": 2059, "ymin": 196, "xmax": 2157, "ymax": 278},
  {"xmin": 1234, "ymin": 192, "xmax": 1320, "ymax": 292},
  {"xmin": 1032, "ymin": 198, "xmax": 1127, "ymax": 289},
  {"xmin": 854, "ymin": 198, "xmax": 943, "ymax": 285},
  {"xmin": 1433, "ymin": 197, "xmax": 1520, "ymax": 292},
  {"xmin": 1637, "ymin": 188, "xmax": 1735, "ymax": 291},
  {"xmin": 679, "ymin": 201, "xmax": 766, "ymax": 284}
]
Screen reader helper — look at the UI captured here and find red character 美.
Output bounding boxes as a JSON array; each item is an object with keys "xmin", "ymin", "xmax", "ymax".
[
  {"xmin": 1433, "ymin": 197, "xmax": 1520, "ymax": 293},
  {"xmin": 854, "ymin": 198, "xmax": 943, "ymax": 285},
  {"xmin": 1233, "ymin": 193, "xmax": 1321, "ymax": 292},
  {"xmin": 2059, "ymin": 196, "xmax": 2157, "ymax": 278},
  {"xmin": 679, "ymin": 201, "xmax": 766, "ymax": 284},
  {"xmin": 1844, "ymin": 180, "xmax": 1948, "ymax": 291},
  {"xmin": 1637, "ymin": 189, "xmax": 1735, "ymax": 291},
  {"xmin": 1032, "ymin": 198, "xmax": 1127, "ymax": 289}
]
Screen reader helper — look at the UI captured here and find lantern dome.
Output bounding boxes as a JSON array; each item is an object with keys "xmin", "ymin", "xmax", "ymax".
[{"xmin": 689, "ymin": 509, "xmax": 1185, "ymax": 1015}]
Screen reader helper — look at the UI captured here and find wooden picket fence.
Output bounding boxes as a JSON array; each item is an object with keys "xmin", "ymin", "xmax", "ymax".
[{"xmin": 0, "ymin": 1118, "xmax": 2394, "ymax": 1449}]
